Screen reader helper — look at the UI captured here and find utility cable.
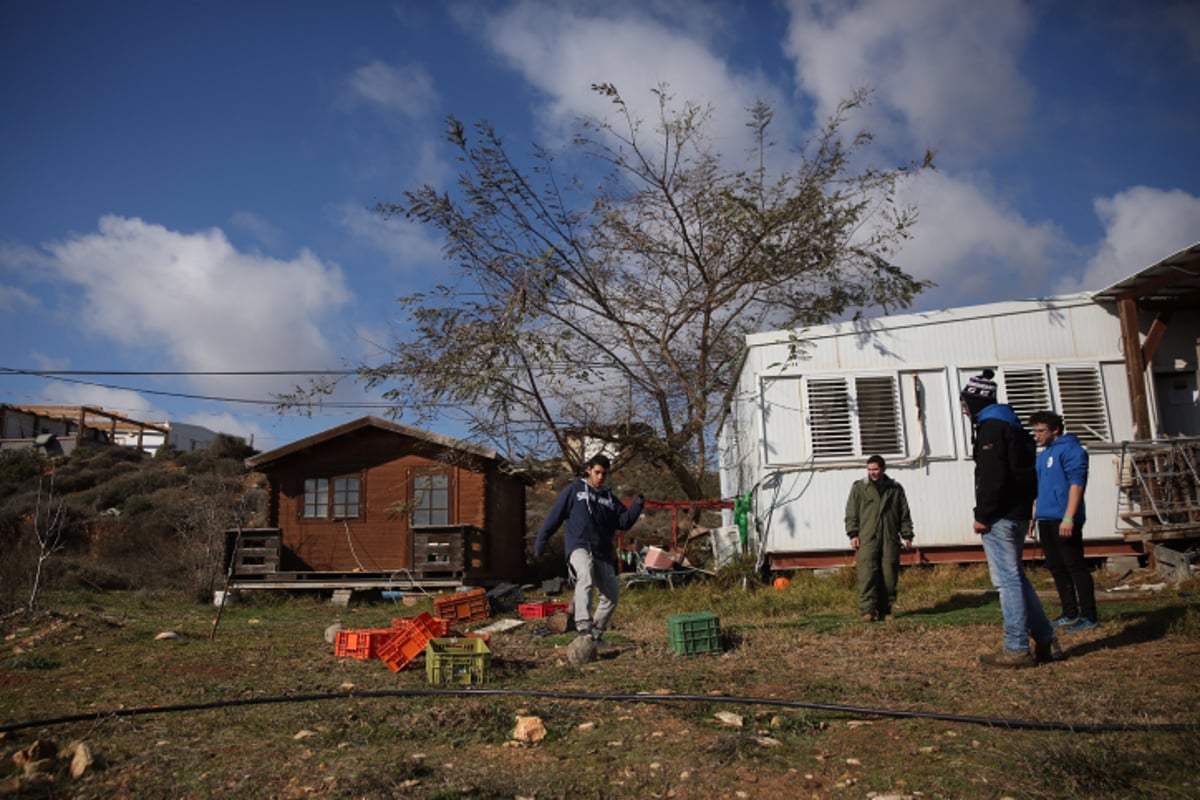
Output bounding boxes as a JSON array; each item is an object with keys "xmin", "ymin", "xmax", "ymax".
[{"xmin": 1, "ymin": 688, "xmax": 1191, "ymax": 736}]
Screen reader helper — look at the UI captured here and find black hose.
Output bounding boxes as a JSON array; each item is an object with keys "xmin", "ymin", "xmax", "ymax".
[{"xmin": 1, "ymin": 688, "xmax": 1192, "ymax": 735}]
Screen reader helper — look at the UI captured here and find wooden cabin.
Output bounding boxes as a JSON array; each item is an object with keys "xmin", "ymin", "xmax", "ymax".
[{"xmin": 229, "ymin": 416, "xmax": 527, "ymax": 590}]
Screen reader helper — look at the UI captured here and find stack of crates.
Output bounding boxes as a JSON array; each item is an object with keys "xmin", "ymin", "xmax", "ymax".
[
  {"xmin": 334, "ymin": 628, "xmax": 397, "ymax": 660},
  {"xmin": 426, "ymin": 637, "xmax": 492, "ymax": 685},
  {"xmin": 375, "ymin": 612, "xmax": 440, "ymax": 672},
  {"xmin": 433, "ymin": 587, "xmax": 490, "ymax": 625},
  {"xmin": 668, "ymin": 611, "xmax": 722, "ymax": 656},
  {"xmin": 517, "ymin": 600, "xmax": 569, "ymax": 619}
]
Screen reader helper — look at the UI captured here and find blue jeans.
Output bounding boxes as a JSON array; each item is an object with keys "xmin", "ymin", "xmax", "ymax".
[{"xmin": 980, "ymin": 518, "xmax": 1053, "ymax": 653}]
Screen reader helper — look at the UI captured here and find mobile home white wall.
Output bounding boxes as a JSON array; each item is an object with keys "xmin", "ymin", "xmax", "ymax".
[{"xmin": 720, "ymin": 294, "xmax": 1141, "ymax": 562}]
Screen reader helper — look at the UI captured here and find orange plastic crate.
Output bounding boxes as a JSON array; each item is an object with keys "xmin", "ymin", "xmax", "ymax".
[
  {"xmin": 518, "ymin": 601, "xmax": 569, "ymax": 619},
  {"xmin": 432, "ymin": 588, "xmax": 490, "ymax": 624},
  {"xmin": 377, "ymin": 625, "xmax": 433, "ymax": 673},
  {"xmin": 334, "ymin": 629, "xmax": 397, "ymax": 660},
  {"xmin": 391, "ymin": 611, "xmax": 441, "ymax": 635}
]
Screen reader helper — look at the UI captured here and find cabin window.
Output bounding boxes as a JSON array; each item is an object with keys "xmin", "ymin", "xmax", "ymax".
[
  {"xmin": 303, "ymin": 478, "xmax": 328, "ymax": 518},
  {"xmin": 411, "ymin": 471, "xmax": 451, "ymax": 526},
  {"xmin": 302, "ymin": 475, "xmax": 361, "ymax": 519},
  {"xmin": 805, "ymin": 375, "xmax": 903, "ymax": 459}
]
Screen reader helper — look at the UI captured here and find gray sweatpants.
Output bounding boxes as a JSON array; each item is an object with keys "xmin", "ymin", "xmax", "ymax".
[{"xmin": 568, "ymin": 547, "xmax": 619, "ymax": 638}]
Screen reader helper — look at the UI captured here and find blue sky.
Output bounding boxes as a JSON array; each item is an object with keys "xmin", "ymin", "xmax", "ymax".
[{"xmin": 2, "ymin": 0, "xmax": 1198, "ymax": 453}]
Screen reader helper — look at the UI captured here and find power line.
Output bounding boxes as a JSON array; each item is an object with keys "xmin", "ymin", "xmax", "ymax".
[{"xmin": 1, "ymin": 368, "xmax": 354, "ymax": 377}]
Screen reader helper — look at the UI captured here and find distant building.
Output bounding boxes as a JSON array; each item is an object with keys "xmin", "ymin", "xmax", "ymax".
[{"xmin": 0, "ymin": 404, "xmax": 219, "ymax": 456}]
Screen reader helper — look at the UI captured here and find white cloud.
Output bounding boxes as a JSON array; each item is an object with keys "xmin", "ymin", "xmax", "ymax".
[
  {"xmin": 40, "ymin": 216, "xmax": 353, "ymax": 399},
  {"xmin": 1060, "ymin": 187, "xmax": 1200, "ymax": 293},
  {"xmin": 229, "ymin": 211, "xmax": 286, "ymax": 250},
  {"xmin": 337, "ymin": 203, "xmax": 446, "ymax": 269},
  {"xmin": 0, "ymin": 284, "xmax": 37, "ymax": 312},
  {"xmin": 346, "ymin": 60, "xmax": 439, "ymax": 119},
  {"xmin": 893, "ymin": 169, "xmax": 1068, "ymax": 308},
  {"xmin": 37, "ymin": 381, "xmax": 164, "ymax": 418},
  {"xmin": 783, "ymin": 0, "xmax": 1034, "ymax": 163},
  {"xmin": 476, "ymin": 1, "xmax": 788, "ymax": 154}
]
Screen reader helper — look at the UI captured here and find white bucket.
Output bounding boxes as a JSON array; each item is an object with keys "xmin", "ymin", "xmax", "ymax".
[{"xmin": 213, "ymin": 589, "xmax": 239, "ymax": 607}]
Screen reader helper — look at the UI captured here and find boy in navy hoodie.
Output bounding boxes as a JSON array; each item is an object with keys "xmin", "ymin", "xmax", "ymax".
[
  {"xmin": 961, "ymin": 370, "xmax": 1062, "ymax": 667},
  {"xmin": 534, "ymin": 454, "xmax": 644, "ymax": 644},
  {"xmin": 1029, "ymin": 410, "xmax": 1098, "ymax": 634}
]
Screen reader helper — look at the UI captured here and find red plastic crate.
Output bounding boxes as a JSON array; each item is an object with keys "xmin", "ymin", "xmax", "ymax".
[
  {"xmin": 433, "ymin": 588, "xmax": 490, "ymax": 624},
  {"xmin": 334, "ymin": 628, "xmax": 397, "ymax": 660},
  {"xmin": 518, "ymin": 601, "xmax": 569, "ymax": 619}
]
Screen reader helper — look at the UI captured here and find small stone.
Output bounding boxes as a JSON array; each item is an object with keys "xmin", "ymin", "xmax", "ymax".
[
  {"xmin": 577, "ymin": 722, "xmax": 596, "ymax": 732},
  {"xmin": 714, "ymin": 711, "xmax": 744, "ymax": 727},
  {"xmin": 154, "ymin": 631, "xmax": 180, "ymax": 641},
  {"xmin": 294, "ymin": 730, "xmax": 317, "ymax": 740},
  {"xmin": 512, "ymin": 716, "xmax": 546, "ymax": 744},
  {"xmin": 68, "ymin": 742, "xmax": 95, "ymax": 779}
]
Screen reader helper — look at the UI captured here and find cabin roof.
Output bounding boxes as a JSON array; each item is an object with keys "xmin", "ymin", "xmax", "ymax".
[{"xmin": 245, "ymin": 415, "xmax": 501, "ymax": 469}]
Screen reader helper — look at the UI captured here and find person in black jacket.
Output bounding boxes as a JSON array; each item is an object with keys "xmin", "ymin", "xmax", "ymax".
[
  {"xmin": 534, "ymin": 454, "xmax": 644, "ymax": 644},
  {"xmin": 961, "ymin": 370, "xmax": 1063, "ymax": 668}
]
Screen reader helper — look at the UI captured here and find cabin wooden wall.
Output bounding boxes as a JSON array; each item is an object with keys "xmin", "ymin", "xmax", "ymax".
[{"xmin": 260, "ymin": 426, "xmax": 524, "ymax": 579}]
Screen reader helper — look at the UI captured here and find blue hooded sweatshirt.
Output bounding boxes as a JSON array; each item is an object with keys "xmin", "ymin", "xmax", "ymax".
[
  {"xmin": 1035, "ymin": 432, "xmax": 1088, "ymax": 522},
  {"xmin": 534, "ymin": 478, "xmax": 644, "ymax": 562}
]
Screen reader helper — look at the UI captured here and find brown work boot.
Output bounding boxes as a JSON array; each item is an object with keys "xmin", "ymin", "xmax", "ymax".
[
  {"xmin": 860, "ymin": 613, "xmax": 874, "ymax": 622},
  {"xmin": 1034, "ymin": 636, "xmax": 1066, "ymax": 663},
  {"xmin": 979, "ymin": 649, "xmax": 1036, "ymax": 668}
]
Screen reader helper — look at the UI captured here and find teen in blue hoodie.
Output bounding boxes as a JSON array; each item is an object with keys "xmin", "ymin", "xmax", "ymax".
[
  {"xmin": 1029, "ymin": 410, "xmax": 1097, "ymax": 633},
  {"xmin": 534, "ymin": 454, "xmax": 644, "ymax": 643}
]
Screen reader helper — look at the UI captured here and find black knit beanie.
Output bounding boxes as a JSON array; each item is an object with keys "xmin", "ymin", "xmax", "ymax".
[{"xmin": 960, "ymin": 369, "xmax": 998, "ymax": 417}]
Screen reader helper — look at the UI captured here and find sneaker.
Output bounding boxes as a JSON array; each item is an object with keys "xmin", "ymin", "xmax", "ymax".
[
  {"xmin": 979, "ymin": 649, "xmax": 1036, "ymax": 669},
  {"xmin": 1034, "ymin": 636, "xmax": 1066, "ymax": 663},
  {"xmin": 860, "ymin": 613, "xmax": 875, "ymax": 622},
  {"xmin": 1050, "ymin": 615, "xmax": 1079, "ymax": 629},
  {"xmin": 1064, "ymin": 618, "xmax": 1099, "ymax": 635},
  {"xmin": 882, "ymin": 613, "xmax": 895, "ymax": 622}
]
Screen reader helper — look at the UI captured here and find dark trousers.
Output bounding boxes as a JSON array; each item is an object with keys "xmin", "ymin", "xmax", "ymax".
[{"xmin": 1037, "ymin": 519, "xmax": 1097, "ymax": 622}]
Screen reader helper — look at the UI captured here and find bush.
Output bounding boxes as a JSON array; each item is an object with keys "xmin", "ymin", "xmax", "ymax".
[{"xmin": 0, "ymin": 449, "xmax": 43, "ymax": 494}]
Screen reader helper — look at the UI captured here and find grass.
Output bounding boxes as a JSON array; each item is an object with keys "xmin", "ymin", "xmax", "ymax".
[{"xmin": 2, "ymin": 565, "xmax": 1198, "ymax": 799}]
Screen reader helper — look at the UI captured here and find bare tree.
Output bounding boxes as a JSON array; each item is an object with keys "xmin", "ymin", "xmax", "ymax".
[
  {"xmin": 29, "ymin": 468, "xmax": 67, "ymax": 610},
  {"xmin": 360, "ymin": 84, "xmax": 933, "ymax": 499}
]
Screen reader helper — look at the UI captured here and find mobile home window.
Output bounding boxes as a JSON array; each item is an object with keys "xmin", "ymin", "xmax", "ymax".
[
  {"xmin": 805, "ymin": 375, "xmax": 902, "ymax": 459},
  {"xmin": 958, "ymin": 365, "xmax": 1110, "ymax": 444},
  {"xmin": 411, "ymin": 472, "xmax": 451, "ymax": 526},
  {"xmin": 1055, "ymin": 366, "xmax": 1110, "ymax": 443}
]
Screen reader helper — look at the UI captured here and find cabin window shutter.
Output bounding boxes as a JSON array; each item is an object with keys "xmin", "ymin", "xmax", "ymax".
[{"xmin": 1054, "ymin": 366, "xmax": 1110, "ymax": 443}]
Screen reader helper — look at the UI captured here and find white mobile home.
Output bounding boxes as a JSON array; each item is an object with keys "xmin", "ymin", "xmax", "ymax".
[{"xmin": 719, "ymin": 244, "xmax": 1200, "ymax": 570}]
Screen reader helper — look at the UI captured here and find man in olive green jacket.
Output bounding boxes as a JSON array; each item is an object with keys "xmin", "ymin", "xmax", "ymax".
[{"xmin": 845, "ymin": 455, "xmax": 914, "ymax": 621}]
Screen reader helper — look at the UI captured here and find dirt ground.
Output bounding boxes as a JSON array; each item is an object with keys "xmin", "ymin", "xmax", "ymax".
[{"xmin": 2, "ymin": 578, "xmax": 1198, "ymax": 799}]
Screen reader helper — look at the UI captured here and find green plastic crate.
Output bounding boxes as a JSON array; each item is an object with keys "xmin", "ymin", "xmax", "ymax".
[
  {"xmin": 425, "ymin": 637, "xmax": 491, "ymax": 685},
  {"xmin": 668, "ymin": 612, "xmax": 721, "ymax": 656}
]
